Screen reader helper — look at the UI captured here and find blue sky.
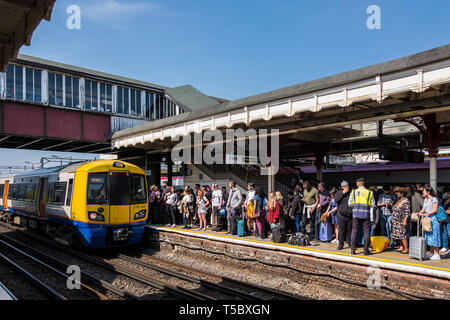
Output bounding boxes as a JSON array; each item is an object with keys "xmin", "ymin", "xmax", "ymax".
[{"xmin": 2, "ymin": 0, "xmax": 449, "ymax": 168}]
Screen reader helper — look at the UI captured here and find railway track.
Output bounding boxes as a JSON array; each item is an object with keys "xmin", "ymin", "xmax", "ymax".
[
  {"xmin": 110, "ymin": 251, "xmax": 306, "ymax": 300},
  {"xmin": 0, "ymin": 221, "xmax": 213, "ymax": 300},
  {"xmin": 0, "ymin": 220, "xmax": 304, "ymax": 300},
  {"xmin": 0, "ymin": 235, "xmax": 108, "ymax": 300}
]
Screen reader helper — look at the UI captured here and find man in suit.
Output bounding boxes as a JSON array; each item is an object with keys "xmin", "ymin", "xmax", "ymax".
[{"xmin": 226, "ymin": 180, "xmax": 242, "ymax": 234}]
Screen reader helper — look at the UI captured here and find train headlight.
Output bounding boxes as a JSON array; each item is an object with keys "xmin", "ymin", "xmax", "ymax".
[
  {"xmin": 88, "ymin": 211, "xmax": 105, "ymax": 221},
  {"xmin": 134, "ymin": 210, "xmax": 146, "ymax": 220}
]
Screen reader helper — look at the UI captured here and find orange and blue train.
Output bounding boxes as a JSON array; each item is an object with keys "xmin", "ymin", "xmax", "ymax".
[{"xmin": 0, "ymin": 160, "xmax": 148, "ymax": 248}]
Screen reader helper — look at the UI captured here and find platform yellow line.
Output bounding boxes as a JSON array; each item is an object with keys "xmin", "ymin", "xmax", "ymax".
[{"xmin": 152, "ymin": 225, "xmax": 450, "ymax": 273}]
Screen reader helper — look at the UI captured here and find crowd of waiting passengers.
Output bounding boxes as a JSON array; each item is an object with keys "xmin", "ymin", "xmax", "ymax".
[{"xmin": 147, "ymin": 178, "xmax": 450, "ymax": 261}]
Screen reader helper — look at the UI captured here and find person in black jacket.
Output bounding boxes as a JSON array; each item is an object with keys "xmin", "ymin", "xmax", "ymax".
[
  {"xmin": 334, "ymin": 180, "xmax": 353, "ymax": 250},
  {"xmin": 289, "ymin": 189, "xmax": 304, "ymax": 233}
]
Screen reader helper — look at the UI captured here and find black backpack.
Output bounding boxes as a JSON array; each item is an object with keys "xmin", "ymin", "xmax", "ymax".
[{"xmin": 288, "ymin": 232, "xmax": 310, "ymax": 246}]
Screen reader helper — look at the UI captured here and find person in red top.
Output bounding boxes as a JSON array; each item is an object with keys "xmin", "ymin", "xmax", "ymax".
[{"xmin": 266, "ymin": 192, "xmax": 281, "ymax": 224}]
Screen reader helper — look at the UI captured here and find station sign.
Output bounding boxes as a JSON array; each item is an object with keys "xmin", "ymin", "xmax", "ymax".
[
  {"xmin": 225, "ymin": 154, "xmax": 258, "ymax": 165},
  {"xmin": 326, "ymin": 154, "xmax": 357, "ymax": 167}
]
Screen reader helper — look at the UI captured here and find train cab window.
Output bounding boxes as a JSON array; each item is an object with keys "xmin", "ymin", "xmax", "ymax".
[
  {"xmin": 66, "ymin": 179, "xmax": 74, "ymax": 206},
  {"xmin": 131, "ymin": 175, "xmax": 146, "ymax": 204},
  {"xmin": 109, "ymin": 172, "xmax": 130, "ymax": 205},
  {"xmin": 53, "ymin": 182, "xmax": 67, "ymax": 205},
  {"xmin": 87, "ymin": 173, "xmax": 107, "ymax": 205},
  {"xmin": 0, "ymin": 184, "xmax": 4, "ymax": 198}
]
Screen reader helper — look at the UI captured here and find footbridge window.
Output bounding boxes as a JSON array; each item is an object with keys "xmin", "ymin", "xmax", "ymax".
[
  {"xmin": 25, "ymin": 67, "xmax": 42, "ymax": 103},
  {"xmin": 48, "ymin": 72, "xmax": 64, "ymax": 106},
  {"xmin": 3, "ymin": 63, "xmax": 187, "ymax": 120},
  {"xmin": 65, "ymin": 75, "xmax": 80, "ymax": 108},
  {"xmin": 6, "ymin": 65, "xmax": 23, "ymax": 100}
]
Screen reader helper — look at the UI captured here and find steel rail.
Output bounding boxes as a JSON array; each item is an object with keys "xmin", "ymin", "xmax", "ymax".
[
  {"xmin": 0, "ymin": 281, "xmax": 18, "ymax": 300},
  {"xmin": 131, "ymin": 252, "xmax": 305, "ymax": 300},
  {"xmin": 0, "ymin": 222, "xmax": 208, "ymax": 300},
  {"xmin": 0, "ymin": 251, "xmax": 66, "ymax": 300},
  {"xmin": 0, "ymin": 239, "xmax": 108, "ymax": 300},
  {"xmin": 0, "ymin": 232, "xmax": 138, "ymax": 300}
]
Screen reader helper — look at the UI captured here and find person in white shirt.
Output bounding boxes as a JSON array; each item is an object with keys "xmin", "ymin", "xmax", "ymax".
[
  {"xmin": 181, "ymin": 188, "xmax": 193, "ymax": 229},
  {"xmin": 211, "ymin": 184, "xmax": 223, "ymax": 231}
]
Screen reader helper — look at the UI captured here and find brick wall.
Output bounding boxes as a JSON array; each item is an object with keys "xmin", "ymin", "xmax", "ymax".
[{"xmin": 145, "ymin": 229, "xmax": 450, "ymax": 300}]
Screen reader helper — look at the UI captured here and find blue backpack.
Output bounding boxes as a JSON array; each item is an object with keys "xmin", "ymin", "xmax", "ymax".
[{"xmin": 436, "ymin": 205, "xmax": 448, "ymax": 222}]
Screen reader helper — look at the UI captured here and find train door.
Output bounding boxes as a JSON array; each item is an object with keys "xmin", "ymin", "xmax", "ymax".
[
  {"xmin": 108, "ymin": 171, "xmax": 130, "ymax": 225},
  {"xmin": 3, "ymin": 181, "xmax": 9, "ymax": 210},
  {"xmin": 37, "ymin": 178, "xmax": 48, "ymax": 218}
]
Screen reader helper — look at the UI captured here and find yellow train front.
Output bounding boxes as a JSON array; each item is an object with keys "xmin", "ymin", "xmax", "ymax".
[
  {"xmin": 72, "ymin": 160, "xmax": 148, "ymax": 248},
  {"xmin": 0, "ymin": 160, "xmax": 148, "ymax": 249}
]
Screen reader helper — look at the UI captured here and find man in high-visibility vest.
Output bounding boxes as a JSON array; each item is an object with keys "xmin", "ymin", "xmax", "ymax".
[{"xmin": 348, "ymin": 177, "xmax": 375, "ymax": 255}]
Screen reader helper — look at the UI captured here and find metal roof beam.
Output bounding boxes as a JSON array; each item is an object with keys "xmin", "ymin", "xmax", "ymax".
[
  {"xmin": 0, "ymin": 32, "xmax": 11, "ymax": 45},
  {"xmin": 41, "ymin": 140, "xmax": 75, "ymax": 150},
  {"xmin": 66, "ymin": 142, "xmax": 102, "ymax": 152},
  {"xmin": 16, "ymin": 138, "xmax": 43, "ymax": 149},
  {"xmin": 0, "ymin": 0, "xmax": 36, "ymax": 9}
]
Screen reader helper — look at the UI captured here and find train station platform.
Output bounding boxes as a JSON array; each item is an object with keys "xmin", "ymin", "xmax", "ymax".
[
  {"xmin": 0, "ymin": 282, "xmax": 17, "ymax": 300},
  {"xmin": 146, "ymin": 224, "xmax": 450, "ymax": 278},
  {"xmin": 144, "ymin": 224, "xmax": 450, "ymax": 299}
]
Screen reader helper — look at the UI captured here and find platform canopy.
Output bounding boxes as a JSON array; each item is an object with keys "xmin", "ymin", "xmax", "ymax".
[
  {"xmin": 0, "ymin": 0, "xmax": 55, "ymax": 71},
  {"xmin": 111, "ymin": 44, "xmax": 450, "ymax": 155}
]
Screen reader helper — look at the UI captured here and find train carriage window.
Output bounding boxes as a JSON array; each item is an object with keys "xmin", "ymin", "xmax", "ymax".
[
  {"xmin": 131, "ymin": 175, "xmax": 146, "ymax": 204},
  {"xmin": 25, "ymin": 184, "xmax": 35, "ymax": 201},
  {"xmin": 46, "ymin": 183, "xmax": 55, "ymax": 204},
  {"xmin": 109, "ymin": 172, "xmax": 130, "ymax": 205},
  {"xmin": 66, "ymin": 179, "xmax": 74, "ymax": 206},
  {"xmin": 87, "ymin": 173, "xmax": 107, "ymax": 205},
  {"xmin": 53, "ymin": 182, "xmax": 67, "ymax": 205},
  {"xmin": 8, "ymin": 184, "xmax": 17, "ymax": 199},
  {"xmin": 18, "ymin": 184, "xmax": 26, "ymax": 200},
  {"xmin": 0, "ymin": 184, "xmax": 4, "ymax": 198}
]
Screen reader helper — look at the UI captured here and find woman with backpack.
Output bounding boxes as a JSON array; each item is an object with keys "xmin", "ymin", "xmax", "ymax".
[{"xmin": 252, "ymin": 188, "xmax": 265, "ymax": 239}]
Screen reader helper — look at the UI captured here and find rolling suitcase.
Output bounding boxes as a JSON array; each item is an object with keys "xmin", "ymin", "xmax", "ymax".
[
  {"xmin": 279, "ymin": 216, "xmax": 286, "ymax": 242},
  {"xmin": 319, "ymin": 221, "xmax": 333, "ymax": 242},
  {"xmin": 231, "ymin": 220, "xmax": 238, "ymax": 235},
  {"xmin": 237, "ymin": 219, "xmax": 245, "ymax": 237},
  {"xmin": 271, "ymin": 223, "xmax": 281, "ymax": 243},
  {"xmin": 409, "ymin": 217, "xmax": 426, "ymax": 261}
]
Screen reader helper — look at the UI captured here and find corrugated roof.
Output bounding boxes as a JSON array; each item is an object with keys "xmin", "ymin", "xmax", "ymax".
[
  {"xmin": 15, "ymin": 54, "xmax": 168, "ymax": 91},
  {"xmin": 166, "ymin": 85, "xmax": 222, "ymax": 112}
]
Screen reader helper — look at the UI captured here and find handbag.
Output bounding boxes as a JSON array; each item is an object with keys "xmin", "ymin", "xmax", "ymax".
[
  {"xmin": 219, "ymin": 208, "xmax": 227, "ymax": 216},
  {"xmin": 247, "ymin": 200, "xmax": 255, "ymax": 219},
  {"xmin": 422, "ymin": 216, "xmax": 432, "ymax": 232},
  {"xmin": 253, "ymin": 208, "xmax": 261, "ymax": 219},
  {"xmin": 436, "ymin": 205, "xmax": 447, "ymax": 222}
]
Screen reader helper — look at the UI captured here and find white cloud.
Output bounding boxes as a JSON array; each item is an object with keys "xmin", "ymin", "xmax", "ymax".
[{"xmin": 82, "ymin": 0, "xmax": 158, "ymax": 22}]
